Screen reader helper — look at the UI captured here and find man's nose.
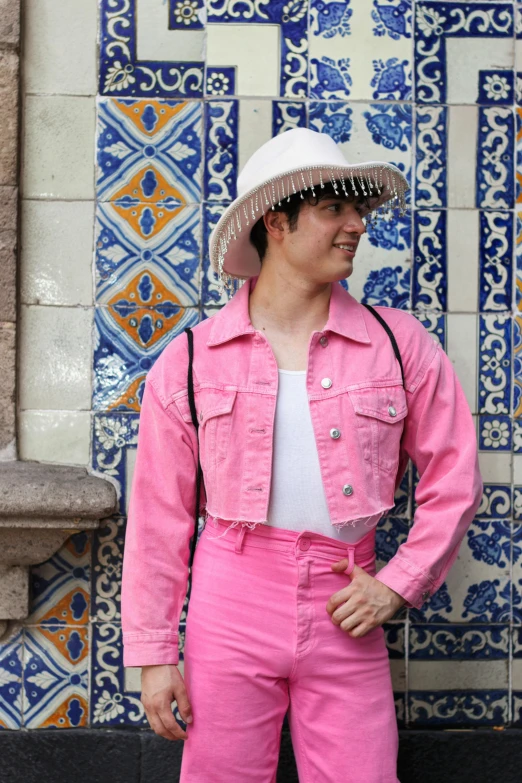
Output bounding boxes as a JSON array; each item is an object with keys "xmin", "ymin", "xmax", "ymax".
[{"xmin": 342, "ymin": 210, "xmax": 366, "ymax": 236}]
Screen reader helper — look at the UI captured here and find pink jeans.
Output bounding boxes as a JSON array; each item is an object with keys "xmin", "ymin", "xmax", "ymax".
[{"xmin": 180, "ymin": 515, "xmax": 400, "ymax": 782}]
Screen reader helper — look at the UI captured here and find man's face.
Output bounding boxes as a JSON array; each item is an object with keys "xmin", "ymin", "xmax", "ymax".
[{"xmin": 275, "ymin": 195, "xmax": 367, "ymax": 284}]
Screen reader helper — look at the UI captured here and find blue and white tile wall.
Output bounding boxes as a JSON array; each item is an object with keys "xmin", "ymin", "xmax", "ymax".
[{"xmin": 5, "ymin": 0, "xmax": 522, "ymax": 733}]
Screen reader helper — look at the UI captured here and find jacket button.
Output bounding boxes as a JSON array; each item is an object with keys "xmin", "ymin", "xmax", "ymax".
[
  {"xmin": 388, "ymin": 406, "xmax": 397, "ymax": 417},
  {"xmin": 342, "ymin": 484, "xmax": 353, "ymax": 496},
  {"xmin": 321, "ymin": 377, "xmax": 333, "ymax": 389},
  {"xmin": 319, "ymin": 335, "xmax": 328, "ymax": 347},
  {"xmin": 330, "ymin": 428, "xmax": 341, "ymax": 439}
]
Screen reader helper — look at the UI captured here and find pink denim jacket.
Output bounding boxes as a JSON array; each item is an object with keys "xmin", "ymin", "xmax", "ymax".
[{"xmin": 121, "ymin": 274, "xmax": 483, "ymax": 666}]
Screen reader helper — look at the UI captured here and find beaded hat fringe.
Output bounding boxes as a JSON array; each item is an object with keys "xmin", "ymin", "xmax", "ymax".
[{"xmin": 212, "ymin": 162, "xmax": 408, "ymax": 296}]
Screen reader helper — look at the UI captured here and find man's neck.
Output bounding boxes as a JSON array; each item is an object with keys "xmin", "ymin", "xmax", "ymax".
[{"xmin": 248, "ymin": 268, "xmax": 332, "ymax": 339}]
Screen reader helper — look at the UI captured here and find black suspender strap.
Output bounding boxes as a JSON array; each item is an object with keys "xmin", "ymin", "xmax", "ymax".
[
  {"xmin": 184, "ymin": 327, "xmax": 204, "ymax": 570},
  {"xmin": 361, "ymin": 303, "xmax": 405, "ymax": 390}
]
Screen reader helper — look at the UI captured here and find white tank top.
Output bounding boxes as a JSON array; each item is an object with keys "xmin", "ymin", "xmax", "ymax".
[{"xmin": 266, "ymin": 369, "xmax": 384, "ymax": 543}]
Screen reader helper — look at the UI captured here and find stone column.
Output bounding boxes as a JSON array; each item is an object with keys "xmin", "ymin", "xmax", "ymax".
[{"xmin": 0, "ymin": 0, "xmax": 19, "ymax": 460}]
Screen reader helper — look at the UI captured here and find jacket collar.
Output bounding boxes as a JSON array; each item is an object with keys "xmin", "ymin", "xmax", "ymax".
[{"xmin": 206, "ymin": 274, "xmax": 371, "ymax": 346}]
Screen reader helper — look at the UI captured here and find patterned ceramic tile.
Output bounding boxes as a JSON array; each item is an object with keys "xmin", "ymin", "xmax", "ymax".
[
  {"xmin": 511, "ymin": 523, "xmax": 522, "ymax": 623},
  {"xmin": 409, "ymin": 519, "xmax": 511, "ymax": 625},
  {"xmin": 414, "ymin": 3, "xmax": 514, "ymax": 104},
  {"xmin": 99, "ymin": 0, "xmax": 204, "ymax": 98},
  {"xmin": 27, "ymin": 532, "xmax": 91, "ymax": 626},
  {"xmin": 90, "ymin": 622, "xmax": 147, "ymax": 726},
  {"xmin": 91, "ymin": 518, "xmax": 125, "ymax": 624},
  {"xmin": 413, "ymin": 209, "xmax": 446, "ymax": 310},
  {"xmin": 91, "ymin": 617, "xmax": 189, "ymax": 726},
  {"xmin": 310, "ymin": 0, "xmax": 412, "ymax": 101},
  {"xmin": 477, "ymin": 106, "xmax": 514, "ymax": 209},
  {"xmin": 202, "ymin": 202, "xmax": 235, "ymax": 307},
  {"xmin": 479, "ymin": 211, "xmax": 513, "ymax": 311},
  {"xmin": 478, "ymin": 313, "xmax": 511, "ymax": 416},
  {"xmin": 410, "ymin": 623, "xmax": 510, "ymax": 660},
  {"xmin": 92, "ymin": 413, "xmax": 139, "ymax": 515},
  {"xmin": 477, "ymin": 452, "xmax": 512, "ymax": 520},
  {"xmin": 96, "ymin": 98, "xmax": 203, "ymax": 203},
  {"xmin": 0, "ymin": 627, "xmax": 23, "ymax": 729},
  {"xmin": 95, "ymin": 201, "xmax": 202, "ymax": 306},
  {"xmin": 415, "ymin": 105, "xmax": 447, "ymax": 208},
  {"xmin": 206, "ymin": 0, "xmax": 309, "ymax": 98},
  {"xmin": 409, "ymin": 624, "xmax": 509, "ymax": 727},
  {"xmin": 22, "ymin": 626, "xmax": 89, "ymax": 728},
  {"xmin": 93, "ymin": 305, "xmax": 199, "ymax": 412},
  {"xmin": 204, "ymin": 100, "xmax": 238, "ymax": 202}
]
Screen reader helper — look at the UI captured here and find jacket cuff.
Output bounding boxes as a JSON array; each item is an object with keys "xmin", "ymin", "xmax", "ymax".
[
  {"xmin": 373, "ymin": 554, "xmax": 435, "ymax": 610},
  {"xmin": 122, "ymin": 632, "xmax": 179, "ymax": 667}
]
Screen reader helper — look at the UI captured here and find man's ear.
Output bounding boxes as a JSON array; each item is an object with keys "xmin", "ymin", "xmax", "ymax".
[{"xmin": 263, "ymin": 209, "xmax": 287, "ymax": 239}]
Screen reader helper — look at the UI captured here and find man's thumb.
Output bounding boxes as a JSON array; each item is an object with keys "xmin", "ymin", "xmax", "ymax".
[
  {"xmin": 330, "ymin": 559, "xmax": 363, "ymax": 577},
  {"xmin": 177, "ymin": 695, "xmax": 193, "ymax": 723}
]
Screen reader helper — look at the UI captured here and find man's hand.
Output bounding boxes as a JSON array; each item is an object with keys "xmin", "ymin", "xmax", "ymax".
[
  {"xmin": 140, "ymin": 664, "xmax": 193, "ymax": 741},
  {"xmin": 326, "ymin": 558, "xmax": 406, "ymax": 637}
]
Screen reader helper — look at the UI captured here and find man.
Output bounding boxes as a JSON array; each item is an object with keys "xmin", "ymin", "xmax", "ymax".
[{"xmin": 121, "ymin": 128, "xmax": 483, "ymax": 781}]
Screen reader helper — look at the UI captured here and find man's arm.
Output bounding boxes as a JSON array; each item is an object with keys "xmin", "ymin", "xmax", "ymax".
[
  {"xmin": 121, "ymin": 376, "xmax": 198, "ymax": 667},
  {"xmin": 373, "ymin": 341, "xmax": 484, "ymax": 610}
]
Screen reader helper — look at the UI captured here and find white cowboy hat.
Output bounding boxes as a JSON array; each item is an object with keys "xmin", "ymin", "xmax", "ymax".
[{"xmin": 208, "ymin": 127, "xmax": 410, "ymax": 293}]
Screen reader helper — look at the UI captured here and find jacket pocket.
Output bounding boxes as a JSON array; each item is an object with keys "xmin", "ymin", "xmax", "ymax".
[
  {"xmin": 348, "ymin": 384, "xmax": 408, "ymax": 474},
  {"xmin": 198, "ymin": 389, "xmax": 238, "ymax": 468}
]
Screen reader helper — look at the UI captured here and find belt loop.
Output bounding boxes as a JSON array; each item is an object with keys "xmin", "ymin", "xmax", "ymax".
[
  {"xmin": 235, "ymin": 524, "xmax": 247, "ymax": 553},
  {"xmin": 344, "ymin": 545, "xmax": 355, "ymax": 576}
]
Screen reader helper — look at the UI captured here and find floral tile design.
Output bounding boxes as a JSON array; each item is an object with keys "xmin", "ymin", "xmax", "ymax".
[
  {"xmin": 90, "ymin": 622, "xmax": 147, "ymax": 727},
  {"xmin": 413, "ymin": 210, "xmax": 446, "ymax": 311},
  {"xmin": 99, "ymin": 1, "xmax": 205, "ymax": 98},
  {"xmin": 408, "ymin": 625, "xmax": 509, "ymax": 726},
  {"xmin": 92, "ymin": 413, "xmax": 139, "ymax": 515},
  {"xmin": 22, "ymin": 626, "xmax": 89, "ymax": 728},
  {"xmin": 410, "ymin": 623, "xmax": 510, "ymax": 660},
  {"xmin": 91, "ymin": 518, "xmax": 125, "ymax": 624},
  {"xmin": 91, "ymin": 619, "xmax": 188, "ymax": 727},
  {"xmin": 415, "ymin": 105, "xmax": 447, "ymax": 208},
  {"xmin": 0, "ymin": 627, "xmax": 23, "ymax": 729},
  {"xmin": 409, "ymin": 519, "xmax": 511, "ymax": 625},
  {"xmin": 310, "ymin": 0, "xmax": 412, "ymax": 101},
  {"xmin": 204, "ymin": 100, "xmax": 238, "ymax": 202},
  {"xmin": 478, "ymin": 313, "xmax": 511, "ymax": 416},
  {"xmin": 414, "ymin": 3, "xmax": 514, "ymax": 104},
  {"xmin": 206, "ymin": 0, "xmax": 309, "ymax": 98}
]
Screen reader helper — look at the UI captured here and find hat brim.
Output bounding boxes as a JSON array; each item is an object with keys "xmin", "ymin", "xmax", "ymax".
[{"xmin": 209, "ymin": 160, "xmax": 409, "ymax": 286}]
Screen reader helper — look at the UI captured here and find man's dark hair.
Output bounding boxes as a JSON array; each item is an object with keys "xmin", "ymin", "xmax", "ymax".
[{"xmin": 249, "ymin": 179, "xmax": 378, "ymax": 262}]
